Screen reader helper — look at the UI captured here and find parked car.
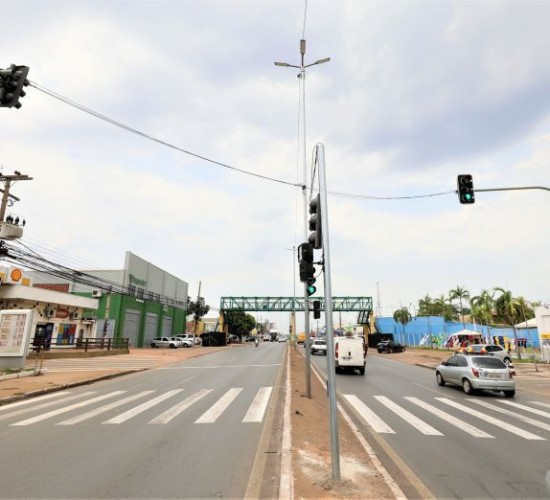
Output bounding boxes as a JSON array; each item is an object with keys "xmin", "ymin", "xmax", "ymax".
[
  {"xmin": 458, "ymin": 343, "xmax": 513, "ymax": 366},
  {"xmin": 435, "ymin": 354, "xmax": 515, "ymax": 397},
  {"xmin": 310, "ymin": 339, "xmax": 327, "ymax": 356},
  {"xmin": 245, "ymin": 336, "xmax": 258, "ymax": 342},
  {"xmin": 277, "ymin": 335, "xmax": 289, "ymax": 343},
  {"xmin": 377, "ymin": 340, "xmax": 406, "ymax": 353},
  {"xmin": 173, "ymin": 336, "xmax": 193, "ymax": 348},
  {"xmin": 150, "ymin": 337, "xmax": 180, "ymax": 349}
]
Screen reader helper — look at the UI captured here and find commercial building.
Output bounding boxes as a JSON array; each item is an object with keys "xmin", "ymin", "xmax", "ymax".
[{"xmin": 28, "ymin": 251, "xmax": 188, "ymax": 348}]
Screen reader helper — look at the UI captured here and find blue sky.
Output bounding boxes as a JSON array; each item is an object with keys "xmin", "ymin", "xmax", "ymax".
[{"xmin": 1, "ymin": 0, "xmax": 549, "ymax": 332}]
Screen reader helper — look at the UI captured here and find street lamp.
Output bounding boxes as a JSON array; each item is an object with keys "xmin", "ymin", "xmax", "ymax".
[{"xmin": 275, "ymin": 39, "xmax": 330, "ymax": 399}]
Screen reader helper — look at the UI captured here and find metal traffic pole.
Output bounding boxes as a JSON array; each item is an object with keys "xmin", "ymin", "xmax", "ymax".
[{"xmin": 316, "ymin": 143, "xmax": 340, "ymax": 480}]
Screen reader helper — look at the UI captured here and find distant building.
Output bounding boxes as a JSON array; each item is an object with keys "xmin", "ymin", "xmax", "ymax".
[{"xmin": 27, "ymin": 251, "xmax": 188, "ymax": 347}]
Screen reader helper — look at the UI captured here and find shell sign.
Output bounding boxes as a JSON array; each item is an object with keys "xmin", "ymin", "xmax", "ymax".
[{"xmin": 4, "ymin": 267, "xmax": 32, "ymax": 286}]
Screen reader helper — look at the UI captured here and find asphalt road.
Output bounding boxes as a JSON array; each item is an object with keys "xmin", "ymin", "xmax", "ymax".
[
  {"xmin": 309, "ymin": 350, "xmax": 550, "ymax": 499},
  {"xmin": 0, "ymin": 344, "xmax": 285, "ymax": 499}
]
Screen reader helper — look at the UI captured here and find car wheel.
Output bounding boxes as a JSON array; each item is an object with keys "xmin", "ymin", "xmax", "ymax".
[
  {"xmin": 436, "ymin": 372, "xmax": 445, "ymax": 386},
  {"xmin": 170, "ymin": 344, "xmax": 177, "ymax": 349},
  {"xmin": 377, "ymin": 349, "xmax": 382, "ymax": 353},
  {"xmin": 359, "ymin": 366, "xmax": 365, "ymax": 375},
  {"xmin": 503, "ymin": 390, "xmax": 515, "ymax": 398},
  {"xmin": 151, "ymin": 343, "xmax": 157, "ymax": 348},
  {"xmin": 462, "ymin": 378, "xmax": 474, "ymax": 394}
]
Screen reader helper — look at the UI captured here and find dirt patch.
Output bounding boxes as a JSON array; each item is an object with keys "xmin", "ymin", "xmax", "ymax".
[{"xmin": 289, "ymin": 347, "xmax": 396, "ymax": 499}]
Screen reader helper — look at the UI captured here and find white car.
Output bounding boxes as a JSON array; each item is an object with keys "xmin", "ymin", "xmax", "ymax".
[
  {"xmin": 173, "ymin": 336, "xmax": 193, "ymax": 348},
  {"xmin": 310, "ymin": 339, "xmax": 327, "ymax": 355},
  {"xmin": 150, "ymin": 337, "xmax": 180, "ymax": 349}
]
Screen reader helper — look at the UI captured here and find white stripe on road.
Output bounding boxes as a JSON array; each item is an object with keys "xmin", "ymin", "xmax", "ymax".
[
  {"xmin": 405, "ymin": 397, "xmax": 493, "ymax": 438},
  {"xmin": 343, "ymin": 395, "xmax": 395, "ymax": 434},
  {"xmin": 374, "ymin": 396, "xmax": 443, "ymax": 436},
  {"xmin": 103, "ymin": 390, "xmax": 183, "ymax": 424},
  {"xmin": 468, "ymin": 398, "xmax": 550, "ymax": 432},
  {"xmin": 532, "ymin": 401, "xmax": 550, "ymax": 410},
  {"xmin": 0, "ymin": 392, "xmax": 96, "ymax": 422},
  {"xmin": 195, "ymin": 388, "xmax": 242, "ymax": 424},
  {"xmin": 497, "ymin": 400, "xmax": 550, "ymax": 419},
  {"xmin": 0, "ymin": 391, "xmax": 71, "ymax": 412},
  {"xmin": 57, "ymin": 391, "xmax": 155, "ymax": 425},
  {"xmin": 11, "ymin": 392, "xmax": 125, "ymax": 426},
  {"xmin": 243, "ymin": 387, "xmax": 273, "ymax": 423},
  {"xmin": 149, "ymin": 389, "xmax": 213, "ymax": 424},
  {"xmin": 436, "ymin": 398, "xmax": 545, "ymax": 440}
]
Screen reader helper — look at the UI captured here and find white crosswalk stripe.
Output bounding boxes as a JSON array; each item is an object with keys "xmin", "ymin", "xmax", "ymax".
[
  {"xmin": 243, "ymin": 387, "xmax": 273, "ymax": 423},
  {"xmin": 35, "ymin": 357, "xmax": 163, "ymax": 372},
  {"xmin": 103, "ymin": 389, "xmax": 183, "ymax": 424},
  {"xmin": 497, "ymin": 400, "xmax": 550, "ymax": 419},
  {"xmin": 436, "ymin": 397, "xmax": 545, "ymax": 440},
  {"xmin": 196, "ymin": 388, "xmax": 243, "ymax": 424},
  {"xmin": 12, "ymin": 392, "xmax": 125, "ymax": 426},
  {"xmin": 149, "ymin": 389, "xmax": 213, "ymax": 424},
  {"xmin": 405, "ymin": 397, "xmax": 494, "ymax": 438},
  {"xmin": 344, "ymin": 394, "xmax": 395, "ymax": 433},
  {"xmin": 374, "ymin": 395, "xmax": 443, "ymax": 436}
]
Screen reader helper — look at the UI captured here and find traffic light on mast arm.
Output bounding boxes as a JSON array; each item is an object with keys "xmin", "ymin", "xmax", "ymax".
[
  {"xmin": 0, "ymin": 65, "xmax": 30, "ymax": 109},
  {"xmin": 308, "ymin": 194, "xmax": 323, "ymax": 249},
  {"xmin": 457, "ymin": 174, "xmax": 475, "ymax": 204}
]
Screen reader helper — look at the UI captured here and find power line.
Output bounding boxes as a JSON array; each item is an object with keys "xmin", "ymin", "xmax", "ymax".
[{"xmin": 29, "ymin": 81, "xmax": 301, "ymax": 189}]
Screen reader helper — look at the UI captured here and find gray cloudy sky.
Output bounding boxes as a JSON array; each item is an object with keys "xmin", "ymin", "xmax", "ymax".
[{"xmin": 1, "ymin": 0, "xmax": 549, "ymax": 331}]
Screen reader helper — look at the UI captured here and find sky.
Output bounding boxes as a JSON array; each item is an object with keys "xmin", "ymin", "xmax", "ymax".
[{"xmin": 1, "ymin": 0, "xmax": 549, "ymax": 333}]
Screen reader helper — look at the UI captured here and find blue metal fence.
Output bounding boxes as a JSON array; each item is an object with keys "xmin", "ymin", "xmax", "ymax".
[{"xmin": 375, "ymin": 316, "xmax": 540, "ymax": 348}]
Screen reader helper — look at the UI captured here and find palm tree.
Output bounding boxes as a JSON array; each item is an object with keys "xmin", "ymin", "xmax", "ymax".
[
  {"xmin": 393, "ymin": 307, "xmax": 412, "ymax": 342},
  {"xmin": 494, "ymin": 287, "xmax": 521, "ymax": 359},
  {"xmin": 449, "ymin": 286, "xmax": 470, "ymax": 328},
  {"xmin": 470, "ymin": 289, "xmax": 494, "ymax": 337}
]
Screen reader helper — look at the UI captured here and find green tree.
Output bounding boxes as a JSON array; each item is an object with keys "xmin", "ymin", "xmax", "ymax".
[
  {"xmin": 449, "ymin": 286, "xmax": 470, "ymax": 328},
  {"xmin": 470, "ymin": 289, "xmax": 494, "ymax": 334},
  {"xmin": 494, "ymin": 287, "xmax": 521, "ymax": 359},
  {"xmin": 224, "ymin": 310, "xmax": 256, "ymax": 340},
  {"xmin": 417, "ymin": 294, "xmax": 457, "ymax": 321},
  {"xmin": 393, "ymin": 307, "xmax": 412, "ymax": 339},
  {"xmin": 187, "ymin": 297, "xmax": 210, "ymax": 334}
]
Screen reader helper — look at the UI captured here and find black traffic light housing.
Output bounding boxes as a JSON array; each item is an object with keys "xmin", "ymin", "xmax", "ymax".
[
  {"xmin": 308, "ymin": 194, "xmax": 322, "ymax": 249},
  {"xmin": 312, "ymin": 300, "xmax": 321, "ymax": 319},
  {"xmin": 0, "ymin": 65, "xmax": 30, "ymax": 109},
  {"xmin": 457, "ymin": 174, "xmax": 475, "ymax": 204},
  {"xmin": 298, "ymin": 242, "xmax": 317, "ymax": 295}
]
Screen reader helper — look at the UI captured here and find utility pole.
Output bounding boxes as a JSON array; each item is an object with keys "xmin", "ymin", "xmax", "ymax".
[
  {"xmin": 194, "ymin": 281, "xmax": 202, "ymax": 339},
  {"xmin": 0, "ymin": 172, "xmax": 32, "ymax": 240}
]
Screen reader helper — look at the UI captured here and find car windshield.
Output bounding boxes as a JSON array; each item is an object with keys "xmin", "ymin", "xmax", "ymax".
[{"xmin": 471, "ymin": 357, "xmax": 506, "ymax": 368}]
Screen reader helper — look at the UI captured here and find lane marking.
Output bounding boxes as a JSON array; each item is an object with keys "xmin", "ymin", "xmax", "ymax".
[
  {"xmin": 468, "ymin": 398, "xmax": 550, "ymax": 432},
  {"xmin": 0, "ymin": 391, "xmax": 71, "ymax": 412},
  {"xmin": 532, "ymin": 401, "xmax": 550, "ymax": 410},
  {"xmin": 436, "ymin": 398, "xmax": 545, "ymax": 440},
  {"xmin": 149, "ymin": 389, "xmax": 212, "ymax": 424},
  {"xmin": 405, "ymin": 397, "xmax": 493, "ymax": 438},
  {"xmin": 12, "ymin": 392, "xmax": 125, "ymax": 426},
  {"xmin": 498, "ymin": 400, "xmax": 550, "ymax": 419},
  {"xmin": 374, "ymin": 396, "xmax": 443, "ymax": 436},
  {"xmin": 0, "ymin": 392, "xmax": 96, "ymax": 422},
  {"xmin": 103, "ymin": 390, "xmax": 183, "ymax": 424},
  {"xmin": 243, "ymin": 387, "xmax": 273, "ymax": 423},
  {"xmin": 343, "ymin": 395, "xmax": 395, "ymax": 434},
  {"xmin": 195, "ymin": 388, "xmax": 242, "ymax": 424},
  {"xmin": 57, "ymin": 391, "xmax": 155, "ymax": 425}
]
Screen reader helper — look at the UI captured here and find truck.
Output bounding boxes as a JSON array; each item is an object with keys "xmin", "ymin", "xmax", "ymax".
[
  {"xmin": 297, "ymin": 332, "xmax": 306, "ymax": 344},
  {"xmin": 334, "ymin": 336, "xmax": 366, "ymax": 375}
]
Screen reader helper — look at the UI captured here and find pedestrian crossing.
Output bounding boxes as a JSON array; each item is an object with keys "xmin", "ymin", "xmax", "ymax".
[
  {"xmin": 1, "ymin": 386, "xmax": 274, "ymax": 427},
  {"xmin": 343, "ymin": 394, "xmax": 550, "ymax": 441}
]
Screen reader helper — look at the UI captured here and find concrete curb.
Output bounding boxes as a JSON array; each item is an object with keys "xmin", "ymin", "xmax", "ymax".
[{"xmin": 0, "ymin": 369, "xmax": 145, "ymax": 406}]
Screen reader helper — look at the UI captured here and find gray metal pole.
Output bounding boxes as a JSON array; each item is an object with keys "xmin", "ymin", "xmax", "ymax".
[
  {"xmin": 300, "ymin": 41, "xmax": 312, "ymax": 399},
  {"xmin": 317, "ymin": 143, "xmax": 340, "ymax": 480}
]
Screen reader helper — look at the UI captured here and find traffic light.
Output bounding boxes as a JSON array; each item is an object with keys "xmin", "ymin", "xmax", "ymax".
[
  {"xmin": 308, "ymin": 194, "xmax": 322, "ymax": 249},
  {"xmin": 0, "ymin": 65, "xmax": 30, "ymax": 109},
  {"xmin": 457, "ymin": 174, "xmax": 475, "ymax": 204},
  {"xmin": 298, "ymin": 241, "xmax": 317, "ymax": 295},
  {"xmin": 312, "ymin": 300, "xmax": 321, "ymax": 319}
]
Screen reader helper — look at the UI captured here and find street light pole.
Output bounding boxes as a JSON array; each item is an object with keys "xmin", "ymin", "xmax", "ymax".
[{"xmin": 275, "ymin": 39, "xmax": 330, "ymax": 398}]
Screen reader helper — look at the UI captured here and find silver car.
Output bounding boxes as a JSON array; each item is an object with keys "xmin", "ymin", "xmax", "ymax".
[{"xmin": 436, "ymin": 354, "xmax": 515, "ymax": 397}]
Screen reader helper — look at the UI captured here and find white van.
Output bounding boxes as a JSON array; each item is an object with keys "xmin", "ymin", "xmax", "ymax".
[{"xmin": 334, "ymin": 336, "xmax": 366, "ymax": 375}]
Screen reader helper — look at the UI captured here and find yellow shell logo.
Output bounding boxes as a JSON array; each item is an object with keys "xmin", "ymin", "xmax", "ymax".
[{"xmin": 10, "ymin": 268, "xmax": 22, "ymax": 282}]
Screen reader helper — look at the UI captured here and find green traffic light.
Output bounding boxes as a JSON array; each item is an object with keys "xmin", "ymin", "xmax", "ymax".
[{"xmin": 307, "ymin": 284, "xmax": 316, "ymax": 296}]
